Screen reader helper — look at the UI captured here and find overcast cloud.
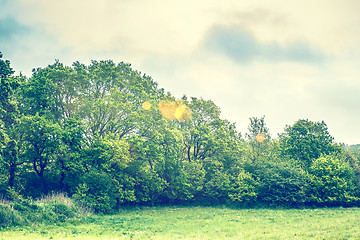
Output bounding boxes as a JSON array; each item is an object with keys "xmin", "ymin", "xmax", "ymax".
[{"xmin": 1, "ymin": 0, "xmax": 360, "ymax": 144}]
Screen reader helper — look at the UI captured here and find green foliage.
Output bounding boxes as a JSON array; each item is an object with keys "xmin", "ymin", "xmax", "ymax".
[
  {"xmin": 19, "ymin": 114, "xmax": 61, "ymax": 183},
  {"xmin": 0, "ymin": 192, "xmax": 88, "ymax": 229},
  {"xmin": 1, "ymin": 56, "xmax": 359, "ymax": 211},
  {"xmin": 279, "ymin": 119, "xmax": 336, "ymax": 169},
  {"xmin": 228, "ymin": 169, "xmax": 258, "ymax": 204},
  {"xmin": 252, "ymin": 160, "xmax": 311, "ymax": 206},
  {"xmin": 244, "ymin": 116, "xmax": 273, "ymax": 170},
  {"xmin": 204, "ymin": 168, "xmax": 257, "ymax": 204},
  {"xmin": 308, "ymin": 154, "xmax": 358, "ymax": 204},
  {"xmin": 0, "ymin": 52, "xmax": 19, "ymax": 126},
  {"xmin": 20, "ymin": 60, "xmax": 80, "ymax": 120},
  {"xmin": 0, "ymin": 53, "xmax": 23, "ymax": 190},
  {"xmin": 0, "ymin": 204, "xmax": 26, "ymax": 228},
  {"xmin": 73, "ymin": 171, "xmax": 117, "ymax": 213}
]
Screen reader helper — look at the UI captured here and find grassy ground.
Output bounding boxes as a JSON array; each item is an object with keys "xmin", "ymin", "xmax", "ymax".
[{"xmin": 1, "ymin": 206, "xmax": 359, "ymax": 239}]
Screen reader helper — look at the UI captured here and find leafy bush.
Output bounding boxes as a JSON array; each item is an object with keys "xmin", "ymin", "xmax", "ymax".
[
  {"xmin": 228, "ymin": 169, "xmax": 258, "ymax": 204},
  {"xmin": 203, "ymin": 167, "xmax": 257, "ymax": 205},
  {"xmin": 308, "ymin": 154, "xmax": 358, "ymax": 205},
  {"xmin": 51, "ymin": 203, "xmax": 75, "ymax": 221},
  {"xmin": 248, "ymin": 159, "xmax": 310, "ymax": 206},
  {"xmin": 73, "ymin": 171, "xmax": 116, "ymax": 213},
  {"xmin": 0, "ymin": 204, "xmax": 26, "ymax": 228}
]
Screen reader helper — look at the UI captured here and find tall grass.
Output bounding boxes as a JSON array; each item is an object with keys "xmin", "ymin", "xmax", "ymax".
[{"xmin": 0, "ymin": 192, "xmax": 91, "ymax": 229}]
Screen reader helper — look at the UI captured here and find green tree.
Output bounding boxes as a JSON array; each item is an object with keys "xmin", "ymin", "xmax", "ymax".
[
  {"xmin": 20, "ymin": 60, "xmax": 80, "ymax": 121},
  {"xmin": 55, "ymin": 117, "xmax": 85, "ymax": 192},
  {"xmin": 0, "ymin": 52, "xmax": 23, "ymax": 190},
  {"xmin": 253, "ymin": 159, "xmax": 311, "ymax": 206},
  {"xmin": 0, "ymin": 52, "xmax": 19, "ymax": 126},
  {"xmin": 245, "ymin": 116, "xmax": 271, "ymax": 164},
  {"xmin": 74, "ymin": 60, "xmax": 162, "ymax": 141},
  {"xmin": 19, "ymin": 115, "xmax": 62, "ymax": 193},
  {"xmin": 279, "ymin": 119, "xmax": 336, "ymax": 169}
]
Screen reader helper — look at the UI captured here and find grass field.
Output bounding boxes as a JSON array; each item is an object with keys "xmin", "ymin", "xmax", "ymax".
[{"xmin": 1, "ymin": 206, "xmax": 359, "ymax": 239}]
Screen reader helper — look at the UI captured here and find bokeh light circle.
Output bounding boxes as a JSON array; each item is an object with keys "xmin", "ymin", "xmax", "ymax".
[
  {"xmin": 142, "ymin": 101, "xmax": 152, "ymax": 110},
  {"xmin": 256, "ymin": 133, "xmax": 265, "ymax": 142}
]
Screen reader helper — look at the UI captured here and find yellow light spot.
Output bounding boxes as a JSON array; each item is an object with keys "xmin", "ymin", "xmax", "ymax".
[
  {"xmin": 158, "ymin": 100, "xmax": 176, "ymax": 119},
  {"xmin": 142, "ymin": 101, "xmax": 152, "ymax": 110},
  {"xmin": 158, "ymin": 100, "xmax": 192, "ymax": 122},
  {"xmin": 256, "ymin": 133, "xmax": 265, "ymax": 142},
  {"xmin": 174, "ymin": 104, "xmax": 186, "ymax": 120},
  {"xmin": 175, "ymin": 104, "xmax": 192, "ymax": 122}
]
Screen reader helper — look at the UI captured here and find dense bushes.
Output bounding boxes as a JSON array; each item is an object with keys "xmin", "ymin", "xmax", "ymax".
[{"xmin": 308, "ymin": 155, "xmax": 357, "ymax": 205}]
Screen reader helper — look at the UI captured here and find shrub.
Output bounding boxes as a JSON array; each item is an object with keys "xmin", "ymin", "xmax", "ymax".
[
  {"xmin": 0, "ymin": 204, "xmax": 26, "ymax": 228},
  {"xmin": 73, "ymin": 172, "xmax": 116, "ymax": 213},
  {"xmin": 249, "ymin": 159, "xmax": 311, "ymax": 206},
  {"xmin": 308, "ymin": 154, "xmax": 358, "ymax": 205},
  {"xmin": 228, "ymin": 169, "xmax": 258, "ymax": 204},
  {"xmin": 51, "ymin": 203, "xmax": 75, "ymax": 221}
]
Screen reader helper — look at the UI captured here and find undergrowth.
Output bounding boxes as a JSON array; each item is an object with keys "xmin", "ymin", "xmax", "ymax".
[{"xmin": 0, "ymin": 189, "xmax": 92, "ymax": 229}]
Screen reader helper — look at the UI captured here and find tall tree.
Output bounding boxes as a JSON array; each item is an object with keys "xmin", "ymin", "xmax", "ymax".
[
  {"xmin": 73, "ymin": 60, "xmax": 162, "ymax": 141},
  {"xmin": 279, "ymin": 119, "xmax": 336, "ymax": 168},
  {"xmin": 181, "ymin": 97, "xmax": 223, "ymax": 163},
  {"xmin": 245, "ymin": 116, "xmax": 271, "ymax": 164},
  {"xmin": 20, "ymin": 114, "xmax": 61, "ymax": 192},
  {"xmin": 20, "ymin": 60, "xmax": 81, "ymax": 121},
  {"xmin": 0, "ymin": 52, "xmax": 23, "ymax": 189}
]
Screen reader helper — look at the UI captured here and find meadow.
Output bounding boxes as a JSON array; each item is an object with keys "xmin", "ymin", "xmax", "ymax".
[{"xmin": 1, "ymin": 206, "xmax": 360, "ymax": 240}]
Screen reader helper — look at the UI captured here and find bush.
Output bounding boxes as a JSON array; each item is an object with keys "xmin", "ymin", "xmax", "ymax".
[
  {"xmin": 248, "ymin": 159, "xmax": 311, "ymax": 206},
  {"xmin": 228, "ymin": 169, "xmax": 258, "ymax": 204},
  {"xmin": 73, "ymin": 171, "xmax": 116, "ymax": 213},
  {"xmin": 203, "ymin": 168, "xmax": 257, "ymax": 205},
  {"xmin": 308, "ymin": 154, "xmax": 358, "ymax": 205},
  {"xmin": 51, "ymin": 203, "xmax": 75, "ymax": 221},
  {"xmin": 0, "ymin": 204, "xmax": 26, "ymax": 228}
]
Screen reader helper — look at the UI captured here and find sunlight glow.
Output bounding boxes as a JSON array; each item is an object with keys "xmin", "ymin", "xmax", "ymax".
[
  {"xmin": 142, "ymin": 101, "xmax": 152, "ymax": 110},
  {"xmin": 158, "ymin": 100, "xmax": 192, "ymax": 122},
  {"xmin": 256, "ymin": 133, "xmax": 265, "ymax": 142}
]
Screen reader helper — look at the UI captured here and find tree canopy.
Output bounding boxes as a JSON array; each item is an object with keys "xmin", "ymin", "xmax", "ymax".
[{"xmin": 0, "ymin": 53, "xmax": 359, "ymax": 211}]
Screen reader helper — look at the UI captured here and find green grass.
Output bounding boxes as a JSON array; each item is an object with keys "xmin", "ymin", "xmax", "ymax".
[{"xmin": 1, "ymin": 206, "xmax": 360, "ymax": 239}]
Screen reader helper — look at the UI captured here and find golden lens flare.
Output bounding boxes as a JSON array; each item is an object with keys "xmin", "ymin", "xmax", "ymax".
[
  {"xmin": 158, "ymin": 100, "xmax": 192, "ymax": 122},
  {"xmin": 158, "ymin": 100, "xmax": 176, "ymax": 119},
  {"xmin": 175, "ymin": 104, "xmax": 192, "ymax": 122},
  {"xmin": 142, "ymin": 101, "xmax": 152, "ymax": 110},
  {"xmin": 174, "ymin": 104, "xmax": 186, "ymax": 120},
  {"xmin": 256, "ymin": 133, "xmax": 265, "ymax": 142}
]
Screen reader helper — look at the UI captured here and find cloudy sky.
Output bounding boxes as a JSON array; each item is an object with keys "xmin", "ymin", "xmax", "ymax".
[{"xmin": 1, "ymin": 0, "xmax": 360, "ymax": 144}]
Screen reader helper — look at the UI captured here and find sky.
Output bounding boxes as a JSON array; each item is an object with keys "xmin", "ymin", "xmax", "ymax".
[{"xmin": 1, "ymin": 0, "xmax": 360, "ymax": 144}]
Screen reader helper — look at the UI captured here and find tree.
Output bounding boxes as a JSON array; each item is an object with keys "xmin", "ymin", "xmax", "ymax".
[
  {"xmin": 0, "ymin": 52, "xmax": 19, "ymax": 126},
  {"xmin": 73, "ymin": 60, "xmax": 162, "ymax": 141},
  {"xmin": 181, "ymin": 97, "xmax": 225, "ymax": 163},
  {"xmin": 245, "ymin": 116, "xmax": 271, "ymax": 164},
  {"xmin": 279, "ymin": 119, "xmax": 336, "ymax": 169},
  {"xmin": 0, "ymin": 52, "xmax": 23, "ymax": 190},
  {"xmin": 253, "ymin": 159, "xmax": 311, "ymax": 206},
  {"xmin": 55, "ymin": 117, "xmax": 85, "ymax": 192},
  {"xmin": 20, "ymin": 60, "xmax": 82, "ymax": 122},
  {"xmin": 20, "ymin": 114, "xmax": 62, "ymax": 193}
]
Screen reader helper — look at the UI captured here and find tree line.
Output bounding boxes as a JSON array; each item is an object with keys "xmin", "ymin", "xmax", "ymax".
[{"xmin": 1, "ymin": 52, "xmax": 360, "ymax": 212}]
